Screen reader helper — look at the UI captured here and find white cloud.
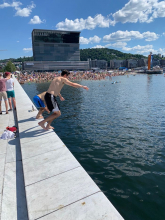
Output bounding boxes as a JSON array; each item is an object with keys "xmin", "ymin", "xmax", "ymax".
[
  {"xmin": 112, "ymin": 0, "xmax": 165, "ymax": 24},
  {"xmin": 56, "ymin": 14, "xmax": 111, "ymax": 31},
  {"xmin": 80, "ymin": 35, "xmax": 101, "ymax": 44},
  {"xmin": 23, "ymin": 48, "xmax": 32, "ymax": 52},
  {"xmin": 123, "ymin": 44, "xmax": 153, "ymax": 52},
  {"xmin": 80, "ymin": 37, "xmax": 90, "ymax": 44},
  {"xmin": 15, "ymin": 2, "xmax": 35, "ymax": 17},
  {"xmin": 142, "ymin": 31, "xmax": 159, "ymax": 41},
  {"xmin": 55, "ymin": 0, "xmax": 165, "ymax": 31},
  {"xmin": 0, "ymin": 1, "xmax": 35, "ymax": 17},
  {"xmin": 103, "ymin": 30, "xmax": 159, "ymax": 42},
  {"xmin": 29, "ymin": 16, "xmax": 45, "ymax": 24},
  {"xmin": 92, "ymin": 45, "xmax": 106, "ymax": 49},
  {"xmin": 0, "ymin": 1, "xmax": 21, "ymax": 8},
  {"xmin": 163, "ymin": 32, "xmax": 165, "ymax": 36},
  {"xmin": 122, "ymin": 44, "xmax": 165, "ymax": 56},
  {"xmin": 106, "ymin": 42, "xmax": 128, "ymax": 48}
]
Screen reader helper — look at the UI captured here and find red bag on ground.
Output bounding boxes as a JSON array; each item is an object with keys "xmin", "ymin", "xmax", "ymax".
[{"xmin": 6, "ymin": 126, "xmax": 17, "ymax": 132}]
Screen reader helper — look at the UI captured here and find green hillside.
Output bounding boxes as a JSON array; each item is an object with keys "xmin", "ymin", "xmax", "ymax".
[
  {"xmin": 0, "ymin": 48, "xmax": 147, "ymax": 63},
  {"xmin": 80, "ymin": 48, "xmax": 147, "ymax": 61}
]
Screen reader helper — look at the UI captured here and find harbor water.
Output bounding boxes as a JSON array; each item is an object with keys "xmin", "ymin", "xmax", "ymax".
[{"xmin": 22, "ymin": 74, "xmax": 165, "ymax": 220}]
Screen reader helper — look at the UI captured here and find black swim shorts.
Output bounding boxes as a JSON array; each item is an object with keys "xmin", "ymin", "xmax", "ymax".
[{"xmin": 44, "ymin": 92, "xmax": 60, "ymax": 112}]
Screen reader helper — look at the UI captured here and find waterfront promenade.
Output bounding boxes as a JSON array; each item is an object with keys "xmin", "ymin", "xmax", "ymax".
[{"xmin": 0, "ymin": 77, "xmax": 124, "ymax": 220}]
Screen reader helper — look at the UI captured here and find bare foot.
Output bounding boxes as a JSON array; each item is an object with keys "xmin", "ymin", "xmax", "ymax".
[
  {"xmin": 38, "ymin": 122, "xmax": 46, "ymax": 130},
  {"xmin": 36, "ymin": 116, "xmax": 44, "ymax": 119},
  {"xmin": 45, "ymin": 125, "xmax": 54, "ymax": 130}
]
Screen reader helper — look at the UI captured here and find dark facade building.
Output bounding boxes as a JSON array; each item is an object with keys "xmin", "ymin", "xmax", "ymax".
[
  {"xmin": 137, "ymin": 58, "xmax": 148, "ymax": 67},
  {"xmin": 110, "ymin": 59, "xmax": 126, "ymax": 69},
  {"xmin": 32, "ymin": 29, "xmax": 80, "ymax": 61},
  {"xmin": 127, "ymin": 59, "xmax": 138, "ymax": 68},
  {"xmin": 160, "ymin": 59, "xmax": 165, "ymax": 67},
  {"xmin": 23, "ymin": 61, "xmax": 89, "ymax": 71},
  {"xmin": 23, "ymin": 29, "xmax": 89, "ymax": 71},
  {"xmin": 89, "ymin": 59, "xmax": 107, "ymax": 69}
]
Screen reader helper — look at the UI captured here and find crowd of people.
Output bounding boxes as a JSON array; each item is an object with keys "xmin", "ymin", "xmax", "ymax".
[{"xmin": 15, "ymin": 70, "xmax": 127, "ymax": 84}]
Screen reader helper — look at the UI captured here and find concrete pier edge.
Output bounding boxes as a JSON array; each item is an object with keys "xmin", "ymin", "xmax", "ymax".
[{"xmin": 1, "ymin": 77, "xmax": 124, "ymax": 220}]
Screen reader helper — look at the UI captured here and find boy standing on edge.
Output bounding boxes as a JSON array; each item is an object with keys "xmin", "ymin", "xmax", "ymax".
[{"xmin": 38, "ymin": 70, "xmax": 89, "ymax": 130}]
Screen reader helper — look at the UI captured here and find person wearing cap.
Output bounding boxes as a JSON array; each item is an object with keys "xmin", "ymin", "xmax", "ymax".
[
  {"xmin": 5, "ymin": 72, "xmax": 16, "ymax": 111},
  {"xmin": 0, "ymin": 72, "xmax": 10, "ymax": 114}
]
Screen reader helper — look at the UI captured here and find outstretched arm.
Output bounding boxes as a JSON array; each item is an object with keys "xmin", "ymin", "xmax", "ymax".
[{"xmin": 64, "ymin": 78, "xmax": 89, "ymax": 90}]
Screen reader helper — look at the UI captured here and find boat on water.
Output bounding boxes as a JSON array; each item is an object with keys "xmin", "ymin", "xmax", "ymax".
[{"xmin": 146, "ymin": 70, "xmax": 163, "ymax": 74}]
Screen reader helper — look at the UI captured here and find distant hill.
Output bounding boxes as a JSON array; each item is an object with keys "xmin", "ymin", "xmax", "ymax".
[
  {"xmin": 80, "ymin": 48, "xmax": 147, "ymax": 61},
  {"xmin": 0, "ymin": 48, "xmax": 147, "ymax": 63},
  {"xmin": 0, "ymin": 56, "xmax": 33, "ymax": 63}
]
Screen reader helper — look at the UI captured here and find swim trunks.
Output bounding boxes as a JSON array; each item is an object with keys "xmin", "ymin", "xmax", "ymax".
[
  {"xmin": 6, "ymin": 90, "xmax": 15, "ymax": 98},
  {"xmin": 44, "ymin": 92, "xmax": 60, "ymax": 112},
  {"xmin": 33, "ymin": 95, "xmax": 45, "ymax": 108}
]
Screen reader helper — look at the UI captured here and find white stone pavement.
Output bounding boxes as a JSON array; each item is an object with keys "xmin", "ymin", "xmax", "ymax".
[
  {"xmin": 0, "ymin": 101, "xmax": 28, "ymax": 220},
  {"xmin": 0, "ymin": 77, "xmax": 124, "ymax": 220}
]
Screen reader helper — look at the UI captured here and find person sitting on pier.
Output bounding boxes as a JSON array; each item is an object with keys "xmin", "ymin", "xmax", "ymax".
[{"xmin": 38, "ymin": 70, "xmax": 89, "ymax": 130}]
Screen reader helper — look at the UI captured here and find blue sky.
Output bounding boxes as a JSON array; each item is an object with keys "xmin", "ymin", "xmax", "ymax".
[{"xmin": 0, "ymin": 0, "xmax": 165, "ymax": 60}]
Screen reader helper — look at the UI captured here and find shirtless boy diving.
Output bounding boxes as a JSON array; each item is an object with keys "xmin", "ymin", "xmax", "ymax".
[{"xmin": 38, "ymin": 70, "xmax": 89, "ymax": 130}]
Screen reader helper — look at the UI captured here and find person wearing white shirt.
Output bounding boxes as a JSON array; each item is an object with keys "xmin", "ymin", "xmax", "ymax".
[{"xmin": 5, "ymin": 72, "xmax": 16, "ymax": 110}]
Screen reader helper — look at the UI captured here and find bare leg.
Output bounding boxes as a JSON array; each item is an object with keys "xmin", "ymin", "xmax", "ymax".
[
  {"xmin": 12, "ymin": 97, "xmax": 16, "ymax": 109},
  {"xmin": 0, "ymin": 101, "xmax": 2, "ymax": 113},
  {"xmin": 36, "ymin": 107, "xmax": 45, "ymax": 119},
  {"xmin": 8, "ymin": 98, "xmax": 12, "ymax": 110},
  {"xmin": 45, "ymin": 119, "xmax": 55, "ymax": 129},
  {"xmin": 4, "ymin": 100, "xmax": 8, "ymax": 113},
  {"xmin": 38, "ymin": 111, "xmax": 61, "ymax": 130},
  {"xmin": 45, "ymin": 111, "xmax": 61, "ymax": 129}
]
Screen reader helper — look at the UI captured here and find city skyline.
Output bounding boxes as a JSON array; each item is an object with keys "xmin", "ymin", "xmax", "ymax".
[{"xmin": 0, "ymin": 0, "xmax": 165, "ymax": 60}]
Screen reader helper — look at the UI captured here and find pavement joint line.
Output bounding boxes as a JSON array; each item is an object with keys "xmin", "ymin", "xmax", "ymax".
[
  {"xmin": 0, "ymin": 113, "xmax": 10, "ymax": 216},
  {"xmin": 19, "ymin": 132, "xmax": 55, "ymax": 145},
  {"xmin": 34, "ymin": 190, "xmax": 102, "ymax": 220},
  {"xmin": 25, "ymin": 165, "xmax": 81, "ymax": 187},
  {"xmin": 5, "ymin": 159, "xmax": 22, "ymax": 164},
  {"xmin": 22, "ymin": 146, "xmax": 65, "ymax": 161}
]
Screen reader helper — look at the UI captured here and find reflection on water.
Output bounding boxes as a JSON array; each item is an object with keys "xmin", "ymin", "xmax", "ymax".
[{"xmin": 22, "ymin": 74, "xmax": 165, "ymax": 220}]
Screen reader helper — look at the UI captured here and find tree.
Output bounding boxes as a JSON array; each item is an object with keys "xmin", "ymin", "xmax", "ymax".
[{"xmin": 4, "ymin": 61, "xmax": 16, "ymax": 72}]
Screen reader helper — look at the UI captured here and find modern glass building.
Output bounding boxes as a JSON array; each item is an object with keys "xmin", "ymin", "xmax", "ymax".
[
  {"xmin": 32, "ymin": 29, "xmax": 80, "ymax": 61},
  {"xmin": 23, "ymin": 61, "xmax": 89, "ymax": 71}
]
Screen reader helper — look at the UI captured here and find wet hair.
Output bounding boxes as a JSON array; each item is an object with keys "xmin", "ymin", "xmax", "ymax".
[{"xmin": 61, "ymin": 70, "xmax": 70, "ymax": 76}]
